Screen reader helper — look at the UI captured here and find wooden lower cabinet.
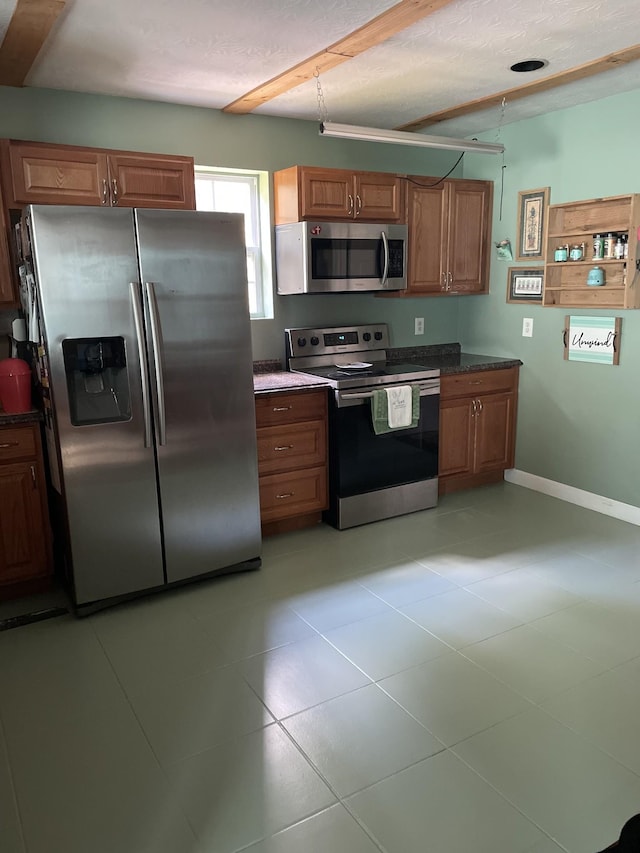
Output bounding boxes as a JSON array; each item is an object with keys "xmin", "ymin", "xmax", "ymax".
[
  {"xmin": 0, "ymin": 423, "xmax": 54, "ymax": 599},
  {"xmin": 255, "ymin": 389, "xmax": 328, "ymax": 535},
  {"xmin": 439, "ymin": 367, "xmax": 519, "ymax": 494}
]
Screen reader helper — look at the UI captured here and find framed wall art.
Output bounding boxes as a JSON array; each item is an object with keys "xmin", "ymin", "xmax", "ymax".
[
  {"xmin": 563, "ymin": 316, "xmax": 621, "ymax": 365},
  {"xmin": 516, "ymin": 187, "xmax": 550, "ymax": 261},
  {"xmin": 507, "ymin": 267, "xmax": 544, "ymax": 303}
]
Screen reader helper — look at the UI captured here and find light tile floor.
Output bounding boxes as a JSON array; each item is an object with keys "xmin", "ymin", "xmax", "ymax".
[{"xmin": 1, "ymin": 482, "xmax": 640, "ymax": 853}]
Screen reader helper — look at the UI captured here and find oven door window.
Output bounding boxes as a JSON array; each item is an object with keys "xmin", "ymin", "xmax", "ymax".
[
  {"xmin": 330, "ymin": 393, "xmax": 439, "ymax": 497},
  {"xmin": 311, "ymin": 238, "xmax": 382, "ymax": 280}
]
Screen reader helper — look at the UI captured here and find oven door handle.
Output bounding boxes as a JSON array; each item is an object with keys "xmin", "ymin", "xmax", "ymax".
[{"xmin": 335, "ymin": 380, "xmax": 440, "ymax": 407}]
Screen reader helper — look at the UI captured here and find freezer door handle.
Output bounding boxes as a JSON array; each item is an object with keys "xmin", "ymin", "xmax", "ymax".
[
  {"xmin": 144, "ymin": 281, "xmax": 167, "ymax": 446},
  {"xmin": 129, "ymin": 282, "xmax": 153, "ymax": 448}
]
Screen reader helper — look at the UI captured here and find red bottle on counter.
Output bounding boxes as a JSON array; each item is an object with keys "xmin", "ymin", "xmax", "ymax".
[{"xmin": 0, "ymin": 358, "xmax": 32, "ymax": 413}]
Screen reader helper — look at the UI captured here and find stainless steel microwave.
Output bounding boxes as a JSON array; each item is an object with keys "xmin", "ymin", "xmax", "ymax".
[{"xmin": 275, "ymin": 221, "xmax": 408, "ymax": 294}]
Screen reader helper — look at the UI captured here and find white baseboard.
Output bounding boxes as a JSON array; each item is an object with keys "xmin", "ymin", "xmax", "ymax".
[{"xmin": 504, "ymin": 469, "xmax": 640, "ymax": 527}]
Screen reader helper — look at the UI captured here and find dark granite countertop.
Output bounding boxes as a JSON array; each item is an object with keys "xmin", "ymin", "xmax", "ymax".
[
  {"xmin": 0, "ymin": 409, "xmax": 43, "ymax": 427},
  {"xmin": 390, "ymin": 352, "xmax": 523, "ymax": 375},
  {"xmin": 253, "ymin": 344, "xmax": 522, "ymax": 393}
]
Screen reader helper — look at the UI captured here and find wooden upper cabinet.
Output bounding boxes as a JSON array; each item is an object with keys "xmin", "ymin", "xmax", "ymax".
[
  {"xmin": 406, "ymin": 181, "xmax": 448, "ymax": 294},
  {"xmin": 3, "ymin": 140, "xmax": 109, "ymax": 206},
  {"xmin": 447, "ymin": 180, "xmax": 493, "ymax": 293},
  {"xmin": 1, "ymin": 140, "xmax": 195, "ymax": 209},
  {"xmin": 355, "ymin": 172, "xmax": 404, "ymax": 221},
  {"xmin": 274, "ymin": 165, "xmax": 404, "ymax": 223},
  {"xmin": 299, "ymin": 168, "xmax": 353, "ymax": 219},
  {"xmin": 402, "ymin": 176, "xmax": 492, "ymax": 296},
  {"xmin": 108, "ymin": 153, "xmax": 196, "ymax": 209}
]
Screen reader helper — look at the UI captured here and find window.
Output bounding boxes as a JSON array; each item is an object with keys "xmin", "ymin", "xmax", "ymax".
[{"xmin": 194, "ymin": 167, "xmax": 273, "ymax": 319}]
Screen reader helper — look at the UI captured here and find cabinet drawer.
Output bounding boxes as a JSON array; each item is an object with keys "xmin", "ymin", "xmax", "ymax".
[
  {"xmin": 440, "ymin": 367, "xmax": 518, "ymax": 400},
  {"xmin": 259, "ymin": 466, "xmax": 328, "ymax": 523},
  {"xmin": 257, "ymin": 420, "xmax": 326, "ymax": 475},
  {"xmin": 0, "ymin": 425, "xmax": 37, "ymax": 462},
  {"xmin": 255, "ymin": 390, "xmax": 326, "ymax": 427}
]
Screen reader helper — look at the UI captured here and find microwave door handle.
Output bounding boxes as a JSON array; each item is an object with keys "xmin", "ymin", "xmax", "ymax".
[
  {"xmin": 144, "ymin": 281, "xmax": 167, "ymax": 446},
  {"xmin": 380, "ymin": 231, "xmax": 390, "ymax": 286},
  {"xmin": 129, "ymin": 282, "xmax": 153, "ymax": 448}
]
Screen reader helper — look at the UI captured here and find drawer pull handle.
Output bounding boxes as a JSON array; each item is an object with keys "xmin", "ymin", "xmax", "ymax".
[
  {"xmin": 468, "ymin": 380, "xmax": 483, "ymax": 385},
  {"xmin": 276, "ymin": 492, "xmax": 294, "ymax": 499},
  {"xmin": 274, "ymin": 445, "xmax": 293, "ymax": 452},
  {"xmin": 272, "ymin": 406, "xmax": 292, "ymax": 412},
  {"xmin": 0, "ymin": 441, "xmax": 19, "ymax": 448}
]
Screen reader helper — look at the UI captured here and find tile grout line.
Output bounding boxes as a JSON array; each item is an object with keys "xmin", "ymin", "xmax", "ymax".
[{"xmin": 0, "ymin": 708, "xmax": 29, "ymax": 853}]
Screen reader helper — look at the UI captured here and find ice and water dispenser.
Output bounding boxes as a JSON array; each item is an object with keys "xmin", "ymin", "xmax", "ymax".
[{"xmin": 62, "ymin": 337, "xmax": 131, "ymax": 426}]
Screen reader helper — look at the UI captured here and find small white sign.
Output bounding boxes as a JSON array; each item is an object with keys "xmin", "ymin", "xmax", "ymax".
[{"xmin": 566, "ymin": 316, "xmax": 620, "ymax": 365}]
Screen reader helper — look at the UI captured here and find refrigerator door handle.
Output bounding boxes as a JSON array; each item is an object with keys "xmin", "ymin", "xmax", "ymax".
[
  {"xmin": 129, "ymin": 282, "xmax": 153, "ymax": 448},
  {"xmin": 144, "ymin": 281, "xmax": 167, "ymax": 446}
]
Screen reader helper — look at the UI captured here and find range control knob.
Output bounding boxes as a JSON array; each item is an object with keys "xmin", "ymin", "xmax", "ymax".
[
  {"xmin": 310, "ymin": 336, "xmax": 319, "ymax": 346},
  {"xmin": 297, "ymin": 337, "xmax": 307, "ymax": 348},
  {"xmin": 362, "ymin": 332, "xmax": 372, "ymax": 342},
  {"xmin": 374, "ymin": 331, "xmax": 383, "ymax": 341}
]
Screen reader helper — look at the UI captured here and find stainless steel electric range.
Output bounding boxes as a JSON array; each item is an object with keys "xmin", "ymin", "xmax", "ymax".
[{"xmin": 286, "ymin": 324, "xmax": 440, "ymax": 529}]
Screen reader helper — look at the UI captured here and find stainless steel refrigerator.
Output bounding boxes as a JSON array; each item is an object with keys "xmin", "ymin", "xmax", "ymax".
[{"xmin": 25, "ymin": 205, "xmax": 261, "ymax": 613}]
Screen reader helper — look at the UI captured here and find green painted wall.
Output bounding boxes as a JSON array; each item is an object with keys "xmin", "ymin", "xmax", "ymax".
[
  {"xmin": 0, "ymin": 86, "xmax": 462, "ymax": 362},
  {"xmin": 461, "ymin": 89, "xmax": 640, "ymax": 508},
  {"xmin": 3, "ymin": 85, "xmax": 636, "ymax": 507}
]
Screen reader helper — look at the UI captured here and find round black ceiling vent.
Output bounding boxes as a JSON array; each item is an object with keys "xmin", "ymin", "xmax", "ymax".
[{"xmin": 510, "ymin": 59, "xmax": 547, "ymax": 73}]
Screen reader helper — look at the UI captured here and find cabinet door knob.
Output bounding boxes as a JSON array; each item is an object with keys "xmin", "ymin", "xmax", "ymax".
[
  {"xmin": 355, "ymin": 194, "xmax": 362, "ymax": 216},
  {"xmin": 102, "ymin": 179, "xmax": 109, "ymax": 205},
  {"xmin": 111, "ymin": 178, "xmax": 119, "ymax": 205},
  {"xmin": 347, "ymin": 194, "xmax": 354, "ymax": 216}
]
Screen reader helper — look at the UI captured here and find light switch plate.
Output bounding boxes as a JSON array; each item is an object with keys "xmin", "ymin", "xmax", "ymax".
[
  {"xmin": 414, "ymin": 317, "xmax": 425, "ymax": 335},
  {"xmin": 522, "ymin": 317, "xmax": 533, "ymax": 337}
]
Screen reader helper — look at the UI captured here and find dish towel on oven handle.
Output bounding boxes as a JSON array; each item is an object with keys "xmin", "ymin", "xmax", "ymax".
[{"xmin": 370, "ymin": 385, "xmax": 420, "ymax": 435}]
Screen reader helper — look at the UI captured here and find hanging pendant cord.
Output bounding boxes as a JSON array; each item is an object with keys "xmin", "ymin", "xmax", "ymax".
[
  {"xmin": 315, "ymin": 67, "xmax": 329, "ymax": 126},
  {"xmin": 496, "ymin": 97, "xmax": 507, "ymax": 221}
]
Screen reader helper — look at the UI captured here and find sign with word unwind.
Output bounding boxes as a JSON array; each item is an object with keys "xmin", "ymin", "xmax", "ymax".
[{"xmin": 563, "ymin": 316, "xmax": 621, "ymax": 365}]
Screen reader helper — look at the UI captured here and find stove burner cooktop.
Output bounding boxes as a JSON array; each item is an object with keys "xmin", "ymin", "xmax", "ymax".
[
  {"xmin": 291, "ymin": 361, "xmax": 439, "ymax": 390},
  {"xmin": 285, "ymin": 324, "xmax": 440, "ymax": 390}
]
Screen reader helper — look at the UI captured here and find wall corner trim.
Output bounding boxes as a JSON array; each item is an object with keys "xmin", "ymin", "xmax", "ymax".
[{"xmin": 504, "ymin": 469, "xmax": 640, "ymax": 528}]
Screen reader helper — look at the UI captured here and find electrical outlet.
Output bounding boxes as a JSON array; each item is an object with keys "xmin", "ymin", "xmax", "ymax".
[
  {"xmin": 414, "ymin": 317, "xmax": 425, "ymax": 335},
  {"xmin": 522, "ymin": 317, "xmax": 533, "ymax": 337}
]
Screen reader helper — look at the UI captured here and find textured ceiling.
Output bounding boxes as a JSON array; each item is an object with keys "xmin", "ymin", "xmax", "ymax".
[{"xmin": 2, "ymin": 0, "xmax": 640, "ymax": 137}]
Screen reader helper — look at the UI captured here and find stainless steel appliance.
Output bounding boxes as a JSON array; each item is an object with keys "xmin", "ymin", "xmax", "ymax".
[
  {"xmin": 25, "ymin": 205, "xmax": 261, "ymax": 613},
  {"xmin": 286, "ymin": 324, "xmax": 439, "ymax": 529},
  {"xmin": 275, "ymin": 221, "xmax": 407, "ymax": 294}
]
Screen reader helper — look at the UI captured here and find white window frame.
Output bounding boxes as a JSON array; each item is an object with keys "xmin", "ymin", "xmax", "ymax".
[{"xmin": 194, "ymin": 166, "xmax": 273, "ymax": 319}]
